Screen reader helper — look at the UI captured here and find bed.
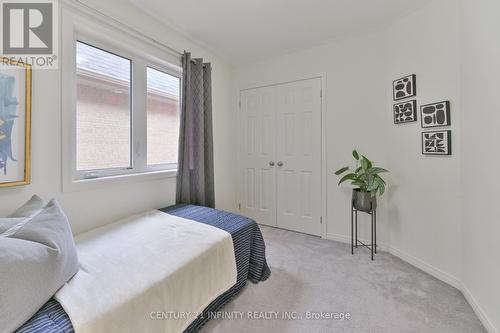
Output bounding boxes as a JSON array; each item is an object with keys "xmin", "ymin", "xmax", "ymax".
[{"xmin": 14, "ymin": 204, "xmax": 271, "ymax": 333}]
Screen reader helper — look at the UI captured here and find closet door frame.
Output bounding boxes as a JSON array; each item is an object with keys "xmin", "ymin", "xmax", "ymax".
[{"xmin": 237, "ymin": 73, "xmax": 327, "ymax": 239}]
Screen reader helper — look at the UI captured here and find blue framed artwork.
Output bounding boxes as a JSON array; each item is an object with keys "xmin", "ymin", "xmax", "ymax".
[{"xmin": 0, "ymin": 58, "xmax": 32, "ymax": 187}]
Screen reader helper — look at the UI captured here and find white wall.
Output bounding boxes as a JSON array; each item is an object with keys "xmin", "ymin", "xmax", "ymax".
[
  {"xmin": 0, "ymin": 0, "xmax": 235, "ymax": 234},
  {"xmin": 383, "ymin": 0, "xmax": 462, "ymax": 285},
  {"xmin": 233, "ymin": 0, "xmax": 462, "ymax": 284},
  {"xmin": 460, "ymin": 0, "xmax": 500, "ymax": 331}
]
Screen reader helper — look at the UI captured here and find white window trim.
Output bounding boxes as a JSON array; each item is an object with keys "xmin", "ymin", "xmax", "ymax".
[{"xmin": 61, "ymin": 7, "xmax": 182, "ymax": 192}]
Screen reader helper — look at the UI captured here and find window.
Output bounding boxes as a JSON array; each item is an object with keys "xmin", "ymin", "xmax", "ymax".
[
  {"xmin": 146, "ymin": 67, "xmax": 180, "ymax": 166},
  {"xmin": 72, "ymin": 39, "xmax": 181, "ymax": 181},
  {"xmin": 76, "ymin": 42, "xmax": 132, "ymax": 171}
]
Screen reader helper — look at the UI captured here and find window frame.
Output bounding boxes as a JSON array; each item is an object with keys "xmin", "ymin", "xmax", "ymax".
[
  {"xmin": 73, "ymin": 39, "xmax": 134, "ymax": 179},
  {"xmin": 62, "ymin": 18, "xmax": 182, "ymax": 191},
  {"xmin": 145, "ymin": 65, "xmax": 182, "ymax": 172}
]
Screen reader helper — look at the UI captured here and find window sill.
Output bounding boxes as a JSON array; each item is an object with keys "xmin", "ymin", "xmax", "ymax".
[{"xmin": 62, "ymin": 169, "xmax": 177, "ymax": 193}]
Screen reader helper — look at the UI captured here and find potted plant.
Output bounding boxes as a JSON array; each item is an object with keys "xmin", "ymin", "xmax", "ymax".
[{"xmin": 334, "ymin": 150, "xmax": 389, "ymax": 213}]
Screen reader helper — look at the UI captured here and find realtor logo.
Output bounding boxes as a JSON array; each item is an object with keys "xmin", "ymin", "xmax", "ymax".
[
  {"xmin": 2, "ymin": 2, "xmax": 52, "ymax": 54},
  {"xmin": 1, "ymin": 1, "xmax": 58, "ymax": 68}
]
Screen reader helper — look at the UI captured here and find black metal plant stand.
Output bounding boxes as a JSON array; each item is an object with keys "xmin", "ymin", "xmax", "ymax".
[{"xmin": 351, "ymin": 200, "xmax": 377, "ymax": 260}]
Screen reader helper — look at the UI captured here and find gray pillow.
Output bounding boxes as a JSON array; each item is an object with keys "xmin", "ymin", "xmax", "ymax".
[
  {"xmin": 0, "ymin": 217, "xmax": 25, "ymax": 235},
  {"xmin": 0, "ymin": 195, "xmax": 44, "ymax": 234},
  {"xmin": 0, "ymin": 199, "xmax": 79, "ymax": 333},
  {"xmin": 8, "ymin": 194, "xmax": 44, "ymax": 218}
]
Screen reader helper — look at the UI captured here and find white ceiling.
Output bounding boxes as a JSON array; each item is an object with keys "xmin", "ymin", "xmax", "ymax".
[{"xmin": 129, "ymin": 0, "xmax": 433, "ymax": 64}]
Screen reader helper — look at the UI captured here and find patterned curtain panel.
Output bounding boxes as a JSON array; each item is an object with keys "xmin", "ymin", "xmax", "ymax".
[{"xmin": 176, "ymin": 52, "xmax": 215, "ymax": 207}]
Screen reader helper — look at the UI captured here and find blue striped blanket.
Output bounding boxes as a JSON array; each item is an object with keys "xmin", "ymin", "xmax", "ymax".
[{"xmin": 14, "ymin": 205, "xmax": 271, "ymax": 333}]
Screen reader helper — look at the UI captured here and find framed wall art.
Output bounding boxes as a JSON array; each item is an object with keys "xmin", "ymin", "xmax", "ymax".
[
  {"xmin": 420, "ymin": 101, "xmax": 450, "ymax": 128},
  {"xmin": 393, "ymin": 74, "xmax": 416, "ymax": 101},
  {"xmin": 422, "ymin": 130, "xmax": 451, "ymax": 156},
  {"xmin": 394, "ymin": 100, "xmax": 417, "ymax": 124},
  {"xmin": 0, "ymin": 58, "xmax": 32, "ymax": 187}
]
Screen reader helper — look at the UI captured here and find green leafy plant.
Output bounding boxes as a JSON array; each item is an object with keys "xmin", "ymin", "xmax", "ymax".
[{"xmin": 334, "ymin": 150, "xmax": 389, "ymax": 197}]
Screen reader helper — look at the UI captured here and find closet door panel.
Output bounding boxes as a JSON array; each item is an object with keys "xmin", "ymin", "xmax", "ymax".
[
  {"xmin": 276, "ymin": 78, "xmax": 322, "ymax": 236},
  {"xmin": 239, "ymin": 87, "xmax": 277, "ymax": 226}
]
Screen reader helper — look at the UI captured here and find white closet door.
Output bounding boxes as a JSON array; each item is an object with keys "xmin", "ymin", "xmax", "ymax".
[
  {"xmin": 239, "ymin": 87, "xmax": 277, "ymax": 226},
  {"xmin": 275, "ymin": 78, "xmax": 322, "ymax": 236}
]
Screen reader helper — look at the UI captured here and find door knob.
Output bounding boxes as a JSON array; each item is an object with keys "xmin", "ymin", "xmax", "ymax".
[
  {"xmin": 277, "ymin": 161, "xmax": 283, "ymax": 167},
  {"xmin": 269, "ymin": 161, "xmax": 275, "ymax": 166}
]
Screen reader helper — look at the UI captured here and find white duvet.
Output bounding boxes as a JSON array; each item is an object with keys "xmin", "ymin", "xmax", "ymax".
[{"xmin": 55, "ymin": 210, "xmax": 237, "ymax": 333}]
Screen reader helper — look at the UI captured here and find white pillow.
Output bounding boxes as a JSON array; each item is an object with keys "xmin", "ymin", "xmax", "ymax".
[
  {"xmin": 0, "ymin": 195, "xmax": 44, "ymax": 234},
  {"xmin": 0, "ymin": 199, "xmax": 79, "ymax": 333}
]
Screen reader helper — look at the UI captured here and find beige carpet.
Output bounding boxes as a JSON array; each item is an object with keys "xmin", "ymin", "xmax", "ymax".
[{"xmin": 202, "ymin": 226, "xmax": 485, "ymax": 333}]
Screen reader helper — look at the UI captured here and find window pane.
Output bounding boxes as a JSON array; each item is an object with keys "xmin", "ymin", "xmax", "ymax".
[
  {"xmin": 76, "ymin": 41, "xmax": 131, "ymax": 171},
  {"xmin": 147, "ymin": 67, "xmax": 180, "ymax": 166}
]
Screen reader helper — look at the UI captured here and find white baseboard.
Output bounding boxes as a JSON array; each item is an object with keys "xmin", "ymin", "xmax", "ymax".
[
  {"xmin": 326, "ymin": 232, "xmax": 496, "ymax": 333},
  {"xmin": 387, "ymin": 246, "xmax": 461, "ymax": 289},
  {"xmin": 460, "ymin": 283, "xmax": 498, "ymax": 333},
  {"xmin": 327, "ymin": 232, "xmax": 460, "ymax": 287}
]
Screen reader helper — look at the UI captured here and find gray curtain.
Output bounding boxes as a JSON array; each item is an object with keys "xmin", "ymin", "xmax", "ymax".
[{"xmin": 176, "ymin": 52, "xmax": 215, "ymax": 207}]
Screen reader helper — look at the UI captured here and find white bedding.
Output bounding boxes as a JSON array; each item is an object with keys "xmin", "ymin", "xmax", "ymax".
[{"xmin": 55, "ymin": 210, "xmax": 237, "ymax": 333}]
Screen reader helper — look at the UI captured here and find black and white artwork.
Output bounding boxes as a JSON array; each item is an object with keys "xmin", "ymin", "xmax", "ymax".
[
  {"xmin": 393, "ymin": 74, "xmax": 416, "ymax": 101},
  {"xmin": 394, "ymin": 100, "xmax": 417, "ymax": 124},
  {"xmin": 422, "ymin": 130, "xmax": 452, "ymax": 155},
  {"xmin": 420, "ymin": 101, "xmax": 450, "ymax": 128}
]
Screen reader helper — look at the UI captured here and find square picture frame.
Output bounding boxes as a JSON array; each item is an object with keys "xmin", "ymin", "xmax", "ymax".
[
  {"xmin": 0, "ymin": 57, "xmax": 32, "ymax": 187},
  {"xmin": 422, "ymin": 130, "xmax": 452, "ymax": 156},
  {"xmin": 393, "ymin": 74, "xmax": 416, "ymax": 101},
  {"xmin": 420, "ymin": 101, "xmax": 451, "ymax": 128},
  {"xmin": 394, "ymin": 100, "xmax": 417, "ymax": 124}
]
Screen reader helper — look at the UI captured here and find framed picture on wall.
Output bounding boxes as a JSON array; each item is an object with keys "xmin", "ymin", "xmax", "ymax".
[
  {"xmin": 393, "ymin": 74, "xmax": 416, "ymax": 101},
  {"xmin": 422, "ymin": 130, "xmax": 452, "ymax": 156},
  {"xmin": 0, "ymin": 58, "xmax": 32, "ymax": 187},
  {"xmin": 393, "ymin": 100, "xmax": 417, "ymax": 124},
  {"xmin": 420, "ymin": 101, "xmax": 451, "ymax": 128}
]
